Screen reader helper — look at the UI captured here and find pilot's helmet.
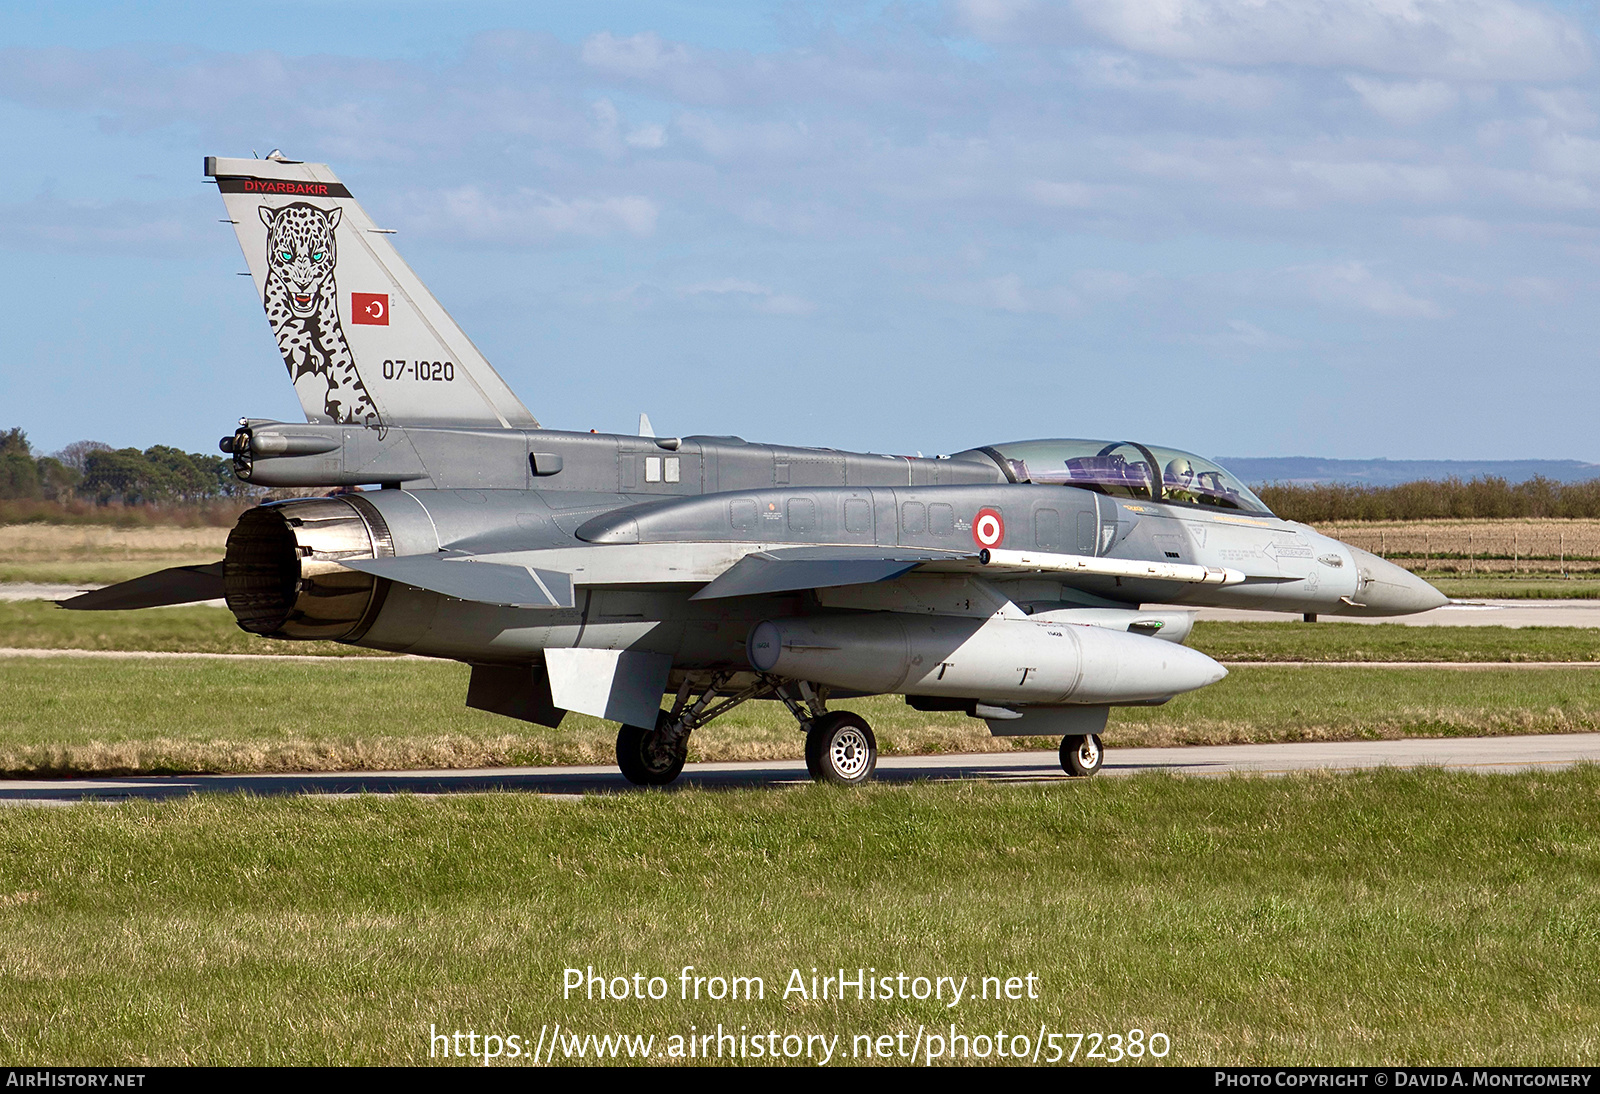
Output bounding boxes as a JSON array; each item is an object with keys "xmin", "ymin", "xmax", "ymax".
[{"xmin": 1165, "ymin": 457, "xmax": 1196, "ymax": 484}]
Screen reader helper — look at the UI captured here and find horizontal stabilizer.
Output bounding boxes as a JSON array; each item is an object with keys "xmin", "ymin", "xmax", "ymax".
[
  {"xmin": 57, "ymin": 562, "xmax": 226, "ymax": 611},
  {"xmin": 691, "ymin": 547, "xmax": 962, "ymax": 601},
  {"xmin": 341, "ymin": 555, "xmax": 574, "ymax": 608}
]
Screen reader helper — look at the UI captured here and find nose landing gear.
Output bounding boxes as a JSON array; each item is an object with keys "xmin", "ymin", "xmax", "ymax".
[
  {"xmin": 804, "ymin": 711, "xmax": 878, "ymax": 785},
  {"xmin": 1059, "ymin": 733, "xmax": 1104, "ymax": 777}
]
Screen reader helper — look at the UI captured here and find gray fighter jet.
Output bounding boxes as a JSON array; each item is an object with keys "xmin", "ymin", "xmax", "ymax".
[{"xmin": 63, "ymin": 155, "xmax": 1448, "ymax": 785}]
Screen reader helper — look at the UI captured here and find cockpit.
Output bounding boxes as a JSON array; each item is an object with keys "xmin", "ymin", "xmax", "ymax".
[{"xmin": 960, "ymin": 439, "xmax": 1274, "ymax": 516}]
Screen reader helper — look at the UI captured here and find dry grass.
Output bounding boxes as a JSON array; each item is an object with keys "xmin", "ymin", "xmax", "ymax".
[
  {"xmin": 3, "ymin": 657, "xmax": 1598, "ymax": 776},
  {"xmin": 1317, "ymin": 518, "xmax": 1600, "ymax": 567},
  {"xmin": 0, "ymin": 524, "xmax": 229, "ymax": 553},
  {"xmin": 0, "ymin": 522, "xmax": 228, "ymax": 585}
]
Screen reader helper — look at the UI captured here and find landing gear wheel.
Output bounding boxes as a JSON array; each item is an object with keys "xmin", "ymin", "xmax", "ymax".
[
  {"xmin": 1060, "ymin": 733, "xmax": 1104, "ymax": 778},
  {"xmin": 616, "ymin": 711, "xmax": 688, "ymax": 786},
  {"xmin": 805, "ymin": 711, "xmax": 877, "ymax": 786}
]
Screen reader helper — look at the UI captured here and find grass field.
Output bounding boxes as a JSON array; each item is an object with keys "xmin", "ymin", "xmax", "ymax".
[
  {"xmin": 6, "ymin": 600, "xmax": 1600, "ymax": 662},
  {"xmin": 1320, "ymin": 517, "xmax": 1600, "ymax": 564},
  {"xmin": 1, "ymin": 771, "xmax": 1596, "ymax": 1065},
  {"xmin": 0, "ymin": 601, "xmax": 393, "ymax": 656},
  {"xmin": 1194, "ymin": 620, "xmax": 1600, "ymax": 662},
  {"xmin": 1316, "ymin": 518, "xmax": 1600, "ymax": 598},
  {"xmin": 2, "ymin": 655, "xmax": 1597, "ymax": 775},
  {"xmin": 0, "ymin": 523, "xmax": 227, "ymax": 585},
  {"xmin": 1424, "ymin": 575, "xmax": 1600, "ymax": 599}
]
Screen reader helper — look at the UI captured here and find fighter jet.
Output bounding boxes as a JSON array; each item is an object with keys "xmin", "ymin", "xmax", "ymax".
[{"xmin": 62, "ymin": 154, "xmax": 1449, "ymax": 786}]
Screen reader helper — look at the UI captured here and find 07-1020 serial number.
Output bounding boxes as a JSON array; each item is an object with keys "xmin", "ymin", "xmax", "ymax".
[{"xmin": 382, "ymin": 359, "xmax": 455, "ymax": 382}]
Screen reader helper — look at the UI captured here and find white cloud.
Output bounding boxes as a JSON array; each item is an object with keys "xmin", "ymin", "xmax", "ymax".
[
  {"xmin": 400, "ymin": 187, "xmax": 658, "ymax": 243},
  {"xmin": 932, "ymin": 269, "xmax": 1141, "ymax": 317},
  {"xmin": 681, "ymin": 278, "xmax": 816, "ymax": 315},
  {"xmin": 1026, "ymin": 180, "xmax": 1101, "ymax": 208},
  {"xmin": 1189, "ymin": 317, "xmax": 1300, "ymax": 350},
  {"xmin": 959, "ymin": 0, "xmax": 1590, "ymax": 81},
  {"xmin": 1403, "ymin": 214, "xmax": 1493, "ymax": 243},
  {"xmin": 1288, "ymin": 158, "xmax": 1455, "ymax": 203},
  {"xmin": 1072, "ymin": 51, "xmax": 1286, "ymax": 110},
  {"xmin": 625, "ymin": 124, "xmax": 667, "ymax": 149},
  {"xmin": 1291, "ymin": 260, "xmax": 1443, "ymax": 317},
  {"xmin": 1521, "ymin": 87, "xmax": 1599, "ymax": 129},
  {"xmin": 0, "ymin": 195, "xmax": 205, "ymax": 254},
  {"xmin": 580, "ymin": 31, "xmax": 691, "ymax": 80},
  {"xmin": 578, "ymin": 31, "xmax": 729, "ymax": 102},
  {"xmin": 1542, "ymin": 134, "xmax": 1600, "ymax": 177},
  {"xmin": 1503, "ymin": 275, "xmax": 1566, "ymax": 301},
  {"xmin": 1225, "ymin": 318, "xmax": 1295, "ymax": 348},
  {"xmin": 1346, "ymin": 75, "xmax": 1458, "ymax": 124}
]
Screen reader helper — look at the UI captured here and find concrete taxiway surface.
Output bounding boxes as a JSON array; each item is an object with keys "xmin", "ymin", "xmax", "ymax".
[{"xmin": 3, "ymin": 734, "xmax": 1595, "ymax": 805}]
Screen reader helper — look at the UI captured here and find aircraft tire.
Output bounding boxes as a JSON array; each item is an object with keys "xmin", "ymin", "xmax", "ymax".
[
  {"xmin": 1060, "ymin": 733, "xmax": 1104, "ymax": 778},
  {"xmin": 803, "ymin": 728, "xmax": 822, "ymax": 779},
  {"xmin": 806, "ymin": 711, "xmax": 877, "ymax": 786},
  {"xmin": 616, "ymin": 712, "xmax": 688, "ymax": 786}
]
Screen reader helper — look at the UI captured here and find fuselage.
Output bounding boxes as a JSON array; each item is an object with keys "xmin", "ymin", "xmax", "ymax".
[{"xmin": 222, "ymin": 423, "xmax": 1447, "ymax": 675}]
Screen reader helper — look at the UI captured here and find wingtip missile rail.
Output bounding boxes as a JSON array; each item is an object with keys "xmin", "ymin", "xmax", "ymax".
[{"xmin": 975, "ymin": 547, "xmax": 1246, "ymax": 586}]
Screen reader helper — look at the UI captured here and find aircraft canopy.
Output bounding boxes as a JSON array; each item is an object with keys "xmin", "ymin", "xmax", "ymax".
[{"xmin": 969, "ymin": 439, "xmax": 1274, "ymax": 515}]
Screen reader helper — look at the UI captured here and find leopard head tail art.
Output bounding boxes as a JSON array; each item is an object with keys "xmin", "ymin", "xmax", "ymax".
[
  {"xmin": 257, "ymin": 201, "xmax": 381, "ymax": 431},
  {"xmin": 260, "ymin": 203, "xmax": 341, "ymax": 319}
]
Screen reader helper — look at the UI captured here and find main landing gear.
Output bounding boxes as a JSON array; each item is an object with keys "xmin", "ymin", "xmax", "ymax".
[
  {"xmin": 614, "ymin": 674, "xmax": 878, "ymax": 787},
  {"xmin": 615, "ymin": 711, "xmax": 688, "ymax": 786}
]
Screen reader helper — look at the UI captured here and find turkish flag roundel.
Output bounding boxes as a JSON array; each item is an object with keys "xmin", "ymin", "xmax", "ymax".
[{"xmin": 351, "ymin": 292, "xmax": 389, "ymax": 325}]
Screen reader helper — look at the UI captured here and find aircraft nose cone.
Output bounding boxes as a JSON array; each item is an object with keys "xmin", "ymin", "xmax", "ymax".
[{"xmin": 1345, "ymin": 546, "xmax": 1450, "ymax": 616}]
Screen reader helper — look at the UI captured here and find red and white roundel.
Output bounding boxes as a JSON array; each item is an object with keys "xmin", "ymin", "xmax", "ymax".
[{"xmin": 972, "ymin": 507, "xmax": 1005, "ymax": 548}]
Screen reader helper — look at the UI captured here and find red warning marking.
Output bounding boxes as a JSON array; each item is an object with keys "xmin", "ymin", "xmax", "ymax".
[
  {"xmin": 973, "ymin": 507, "xmax": 1005, "ymax": 548},
  {"xmin": 351, "ymin": 292, "xmax": 389, "ymax": 325}
]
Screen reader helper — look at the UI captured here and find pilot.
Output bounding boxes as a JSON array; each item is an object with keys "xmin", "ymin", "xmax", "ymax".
[{"xmin": 1164, "ymin": 457, "xmax": 1199, "ymax": 504}]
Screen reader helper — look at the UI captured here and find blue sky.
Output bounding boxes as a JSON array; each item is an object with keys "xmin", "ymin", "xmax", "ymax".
[{"xmin": 4, "ymin": 0, "xmax": 1600, "ymax": 462}]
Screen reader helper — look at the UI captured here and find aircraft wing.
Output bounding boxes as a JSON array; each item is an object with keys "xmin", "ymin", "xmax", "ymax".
[
  {"xmin": 340, "ymin": 555, "xmax": 575, "ymax": 608},
  {"xmin": 689, "ymin": 547, "xmax": 965, "ymax": 600}
]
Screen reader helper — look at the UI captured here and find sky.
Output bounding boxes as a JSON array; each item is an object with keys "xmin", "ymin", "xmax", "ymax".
[{"xmin": 4, "ymin": 0, "xmax": 1600, "ymax": 463}]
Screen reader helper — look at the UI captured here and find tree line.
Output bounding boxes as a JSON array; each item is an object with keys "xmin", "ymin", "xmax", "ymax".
[
  {"xmin": 6, "ymin": 424, "xmax": 1600, "ymax": 522},
  {"xmin": 0, "ymin": 427, "xmax": 259, "ymax": 506},
  {"xmin": 1257, "ymin": 476, "xmax": 1600, "ymax": 523}
]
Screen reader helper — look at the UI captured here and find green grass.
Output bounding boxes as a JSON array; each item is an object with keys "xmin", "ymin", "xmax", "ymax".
[
  {"xmin": 1190, "ymin": 620, "xmax": 1600, "ymax": 662},
  {"xmin": 8, "ymin": 601, "xmax": 1600, "ymax": 664},
  {"xmin": 1425, "ymin": 575, "xmax": 1600, "ymax": 599},
  {"xmin": 3, "ymin": 657, "xmax": 1598, "ymax": 775},
  {"xmin": 0, "ymin": 771, "xmax": 1596, "ymax": 1065},
  {"xmin": 0, "ymin": 600, "xmax": 392, "ymax": 656},
  {"xmin": 0, "ymin": 559, "xmax": 223, "ymax": 585}
]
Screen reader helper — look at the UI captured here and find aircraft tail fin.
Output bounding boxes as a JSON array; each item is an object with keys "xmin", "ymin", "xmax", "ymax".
[{"xmin": 205, "ymin": 154, "xmax": 538, "ymax": 432}]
